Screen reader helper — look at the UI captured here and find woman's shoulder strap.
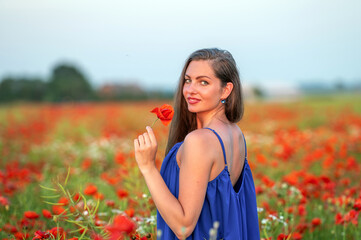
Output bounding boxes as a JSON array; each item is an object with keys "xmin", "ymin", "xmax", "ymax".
[{"xmin": 203, "ymin": 127, "xmax": 227, "ymax": 165}]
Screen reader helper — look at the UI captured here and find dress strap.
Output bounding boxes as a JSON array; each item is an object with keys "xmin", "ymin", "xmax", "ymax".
[
  {"xmin": 240, "ymin": 130, "xmax": 247, "ymax": 158},
  {"xmin": 204, "ymin": 128, "xmax": 227, "ymax": 166}
]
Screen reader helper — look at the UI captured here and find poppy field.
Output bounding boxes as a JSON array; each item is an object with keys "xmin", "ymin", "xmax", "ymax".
[{"xmin": 0, "ymin": 93, "xmax": 360, "ymax": 240}]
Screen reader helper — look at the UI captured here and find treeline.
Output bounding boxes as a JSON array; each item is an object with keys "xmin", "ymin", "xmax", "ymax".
[{"xmin": 0, "ymin": 64, "xmax": 173, "ymax": 103}]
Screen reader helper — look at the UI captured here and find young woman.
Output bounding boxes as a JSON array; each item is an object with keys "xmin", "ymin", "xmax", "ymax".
[{"xmin": 134, "ymin": 48, "xmax": 260, "ymax": 239}]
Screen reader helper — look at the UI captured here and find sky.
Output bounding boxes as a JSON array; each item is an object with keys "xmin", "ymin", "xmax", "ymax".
[{"xmin": 0, "ymin": 0, "xmax": 360, "ymax": 91}]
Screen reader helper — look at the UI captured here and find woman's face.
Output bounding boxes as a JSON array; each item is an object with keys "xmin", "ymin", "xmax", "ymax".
[{"xmin": 183, "ymin": 60, "xmax": 225, "ymax": 114}]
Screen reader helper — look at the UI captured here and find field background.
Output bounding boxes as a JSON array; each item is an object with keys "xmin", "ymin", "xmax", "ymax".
[{"xmin": 0, "ymin": 93, "xmax": 360, "ymax": 240}]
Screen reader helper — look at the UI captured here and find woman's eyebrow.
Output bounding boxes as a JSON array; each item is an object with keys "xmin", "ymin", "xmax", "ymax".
[{"xmin": 184, "ymin": 74, "xmax": 211, "ymax": 79}]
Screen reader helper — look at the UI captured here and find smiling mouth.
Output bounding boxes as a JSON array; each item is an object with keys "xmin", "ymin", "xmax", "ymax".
[{"xmin": 187, "ymin": 97, "xmax": 201, "ymax": 104}]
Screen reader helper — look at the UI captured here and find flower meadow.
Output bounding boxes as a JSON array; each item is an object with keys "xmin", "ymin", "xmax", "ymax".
[{"xmin": 0, "ymin": 94, "xmax": 360, "ymax": 240}]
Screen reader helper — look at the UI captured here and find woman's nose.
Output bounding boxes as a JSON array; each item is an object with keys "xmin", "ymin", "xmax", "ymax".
[{"xmin": 185, "ymin": 82, "xmax": 197, "ymax": 94}]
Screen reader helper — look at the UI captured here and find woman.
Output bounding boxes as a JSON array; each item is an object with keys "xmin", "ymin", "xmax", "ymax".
[{"xmin": 134, "ymin": 48, "xmax": 260, "ymax": 239}]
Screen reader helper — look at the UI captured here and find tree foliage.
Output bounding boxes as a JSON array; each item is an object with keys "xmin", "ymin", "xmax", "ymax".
[
  {"xmin": 0, "ymin": 77, "xmax": 47, "ymax": 102},
  {"xmin": 0, "ymin": 64, "xmax": 96, "ymax": 103},
  {"xmin": 46, "ymin": 64, "xmax": 95, "ymax": 102},
  {"xmin": 0, "ymin": 63, "xmax": 173, "ymax": 103}
]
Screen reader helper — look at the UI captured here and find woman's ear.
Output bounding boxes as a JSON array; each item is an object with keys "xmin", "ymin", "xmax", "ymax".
[{"xmin": 222, "ymin": 82, "xmax": 233, "ymax": 99}]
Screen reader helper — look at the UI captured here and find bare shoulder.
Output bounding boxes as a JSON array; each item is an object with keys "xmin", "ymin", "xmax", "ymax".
[
  {"xmin": 235, "ymin": 125, "xmax": 246, "ymax": 143},
  {"xmin": 182, "ymin": 129, "xmax": 218, "ymax": 158},
  {"xmin": 184, "ymin": 128, "xmax": 214, "ymax": 143}
]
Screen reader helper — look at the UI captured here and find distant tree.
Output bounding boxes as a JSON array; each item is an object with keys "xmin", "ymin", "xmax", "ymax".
[
  {"xmin": 0, "ymin": 78, "xmax": 13, "ymax": 102},
  {"xmin": 335, "ymin": 79, "xmax": 345, "ymax": 91},
  {"xmin": 0, "ymin": 77, "xmax": 46, "ymax": 102},
  {"xmin": 46, "ymin": 64, "xmax": 95, "ymax": 102},
  {"xmin": 97, "ymin": 82, "xmax": 174, "ymax": 101},
  {"xmin": 97, "ymin": 83, "xmax": 145, "ymax": 100},
  {"xmin": 252, "ymin": 85, "xmax": 265, "ymax": 99}
]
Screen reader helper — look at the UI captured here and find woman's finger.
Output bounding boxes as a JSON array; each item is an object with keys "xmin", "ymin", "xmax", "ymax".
[
  {"xmin": 143, "ymin": 132, "xmax": 151, "ymax": 146},
  {"xmin": 134, "ymin": 139, "xmax": 139, "ymax": 151},
  {"xmin": 138, "ymin": 134, "xmax": 145, "ymax": 146},
  {"xmin": 146, "ymin": 126, "xmax": 157, "ymax": 145}
]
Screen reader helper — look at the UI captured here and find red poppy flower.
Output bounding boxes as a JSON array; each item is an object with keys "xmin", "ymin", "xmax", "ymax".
[
  {"xmin": 125, "ymin": 208, "xmax": 135, "ymax": 218},
  {"xmin": 292, "ymin": 232, "xmax": 303, "ymax": 240},
  {"xmin": 311, "ymin": 217, "xmax": 321, "ymax": 227},
  {"xmin": 115, "ymin": 152, "xmax": 126, "ymax": 165},
  {"xmin": 14, "ymin": 232, "xmax": 29, "ymax": 240},
  {"xmin": 298, "ymin": 204, "xmax": 307, "ymax": 216},
  {"xmin": 84, "ymin": 184, "xmax": 98, "ymax": 195},
  {"xmin": 343, "ymin": 209, "xmax": 359, "ymax": 225},
  {"xmin": 91, "ymin": 232, "xmax": 104, "ymax": 240},
  {"xmin": 24, "ymin": 211, "xmax": 39, "ymax": 219},
  {"xmin": 353, "ymin": 198, "xmax": 361, "ymax": 211},
  {"xmin": 0, "ymin": 196, "xmax": 10, "ymax": 206},
  {"xmin": 277, "ymin": 233, "xmax": 289, "ymax": 240},
  {"xmin": 48, "ymin": 227, "xmax": 66, "ymax": 240},
  {"xmin": 335, "ymin": 213, "xmax": 343, "ymax": 225},
  {"xmin": 52, "ymin": 205, "xmax": 67, "ymax": 215},
  {"xmin": 111, "ymin": 215, "xmax": 136, "ymax": 234},
  {"xmin": 58, "ymin": 197, "xmax": 69, "ymax": 206},
  {"xmin": 2, "ymin": 224, "xmax": 17, "ymax": 234},
  {"xmin": 261, "ymin": 175, "xmax": 275, "ymax": 187},
  {"xmin": 81, "ymin": 158, "xmax": 92, "ymax": 170},
  {"xmin": 94, "ymin": 192, "xmax": 104, "ymax": 200},
  {"xmin": 255, "ymin": 186, "xmax": 264, "ymax": 195},
  {"xmin": 106, "ymin": 200, "xmax": 115, "ymax": 208},
  {"xmin": 33, "ymin": 230, "xmax": 50, "ymax": 240},
  {"xmin": 256, "ymin": 153, "xmax": 267, "ymax": 164},
  {"xmin": 70, "ymin": 206, "xmax": 76, "ymax": 213},
  {"xmin": 106, "ymin": 214, "xmax": 136, "ymax": 239},
  {"xmin": 42, "ymin": 209, "xmax": 52, "ymax": 219},
  {"xmin": 73, "ymin": 193, "xmax": 81, "ymax": 202},
  {"xmin": 117, "ymin": 189, "xmax": 129, "ymax": 199},
  {"xmin": 150, "ymin": 104, "xmax": 174, "ymax": 126}
]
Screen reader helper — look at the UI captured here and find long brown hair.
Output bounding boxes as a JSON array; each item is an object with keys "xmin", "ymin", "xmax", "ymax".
[{"xmin": 165, "ymin": 48, "xmax": 244, "ymax": 155}]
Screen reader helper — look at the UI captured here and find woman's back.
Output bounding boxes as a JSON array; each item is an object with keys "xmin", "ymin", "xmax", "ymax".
[
  {"xmin": 176, "ymin": 124, "xmax": 245, "ymax": 185},
  {"xmin": 157, "ymin": 127, "xmax": 260, "ymax": 239}
]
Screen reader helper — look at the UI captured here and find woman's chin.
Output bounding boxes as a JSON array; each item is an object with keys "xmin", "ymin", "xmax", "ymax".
[{"xmin": 187, "ymin": 106, "xmax": 198, "ymax": 113}]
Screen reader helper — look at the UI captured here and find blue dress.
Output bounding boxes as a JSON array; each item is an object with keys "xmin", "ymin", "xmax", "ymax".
[{"xmin": 157, "ymin": 128, "xmax": 260, "ymax": 240}]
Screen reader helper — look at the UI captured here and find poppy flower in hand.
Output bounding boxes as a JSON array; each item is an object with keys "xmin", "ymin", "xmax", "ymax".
[{"xmin": 150, "ymin": 104, "xmax": 174, "ymax": 126}]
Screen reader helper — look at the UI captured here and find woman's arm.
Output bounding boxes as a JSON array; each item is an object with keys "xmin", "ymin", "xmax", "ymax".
[{"xmin": 134, "ymin": 127, "xmax": 214, "ymax": 238}]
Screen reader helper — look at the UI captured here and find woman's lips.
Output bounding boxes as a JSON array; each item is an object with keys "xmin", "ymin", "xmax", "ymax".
[{"xmin": 187, "ymin": 97, "xmax": 201, "ymax": 104}]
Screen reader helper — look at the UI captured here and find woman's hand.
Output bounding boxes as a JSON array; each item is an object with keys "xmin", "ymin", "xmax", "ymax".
[{"xmin": 134, "ymin": 126, "xmax": 158, "ymax": 174}]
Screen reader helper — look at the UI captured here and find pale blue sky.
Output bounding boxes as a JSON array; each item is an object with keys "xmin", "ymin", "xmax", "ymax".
[{"xmin": 0, "ymin": 0, "xmax": 360, "ymax": 91}]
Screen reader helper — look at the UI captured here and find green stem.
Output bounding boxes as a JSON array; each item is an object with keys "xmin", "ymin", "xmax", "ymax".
[{"xmin": 151, "ymin": 118, "xmax": 159, "ymax": 128}]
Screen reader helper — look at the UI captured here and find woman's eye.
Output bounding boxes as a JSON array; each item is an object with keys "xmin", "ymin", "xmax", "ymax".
[
  {"xmin": 184, "ymin": 79, "xmax": 191, "ymax": 83},
  {"xmin": 201, "ymin": 81, "xmax": 209, "ymax": 86}
]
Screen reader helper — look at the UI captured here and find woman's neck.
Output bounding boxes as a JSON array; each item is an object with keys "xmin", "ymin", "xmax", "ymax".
[{"xmin": 196, "ymin": 106, "xmax": 228, "ymax": 129}]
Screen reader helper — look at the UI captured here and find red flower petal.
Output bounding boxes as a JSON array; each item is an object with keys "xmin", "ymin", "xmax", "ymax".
[
  {"xmin": 42, "ymin": 209, "xmax": 52, "ymax": 219},
  {"xmin": 24, "ymin": 211, "xmax": 39, "ymax": 219},
  {"xmin": 150, "ymin": 104, "xmax": 174, "ymax": 126},
  {"xmin": 84, "ymin": 184, "xmax": 98, "ymax": 195}
]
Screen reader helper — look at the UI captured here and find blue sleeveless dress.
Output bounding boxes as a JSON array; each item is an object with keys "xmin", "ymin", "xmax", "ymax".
[{"xmin": 157, "ymin": 128, "xmax": 260, "ymax": 240}]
